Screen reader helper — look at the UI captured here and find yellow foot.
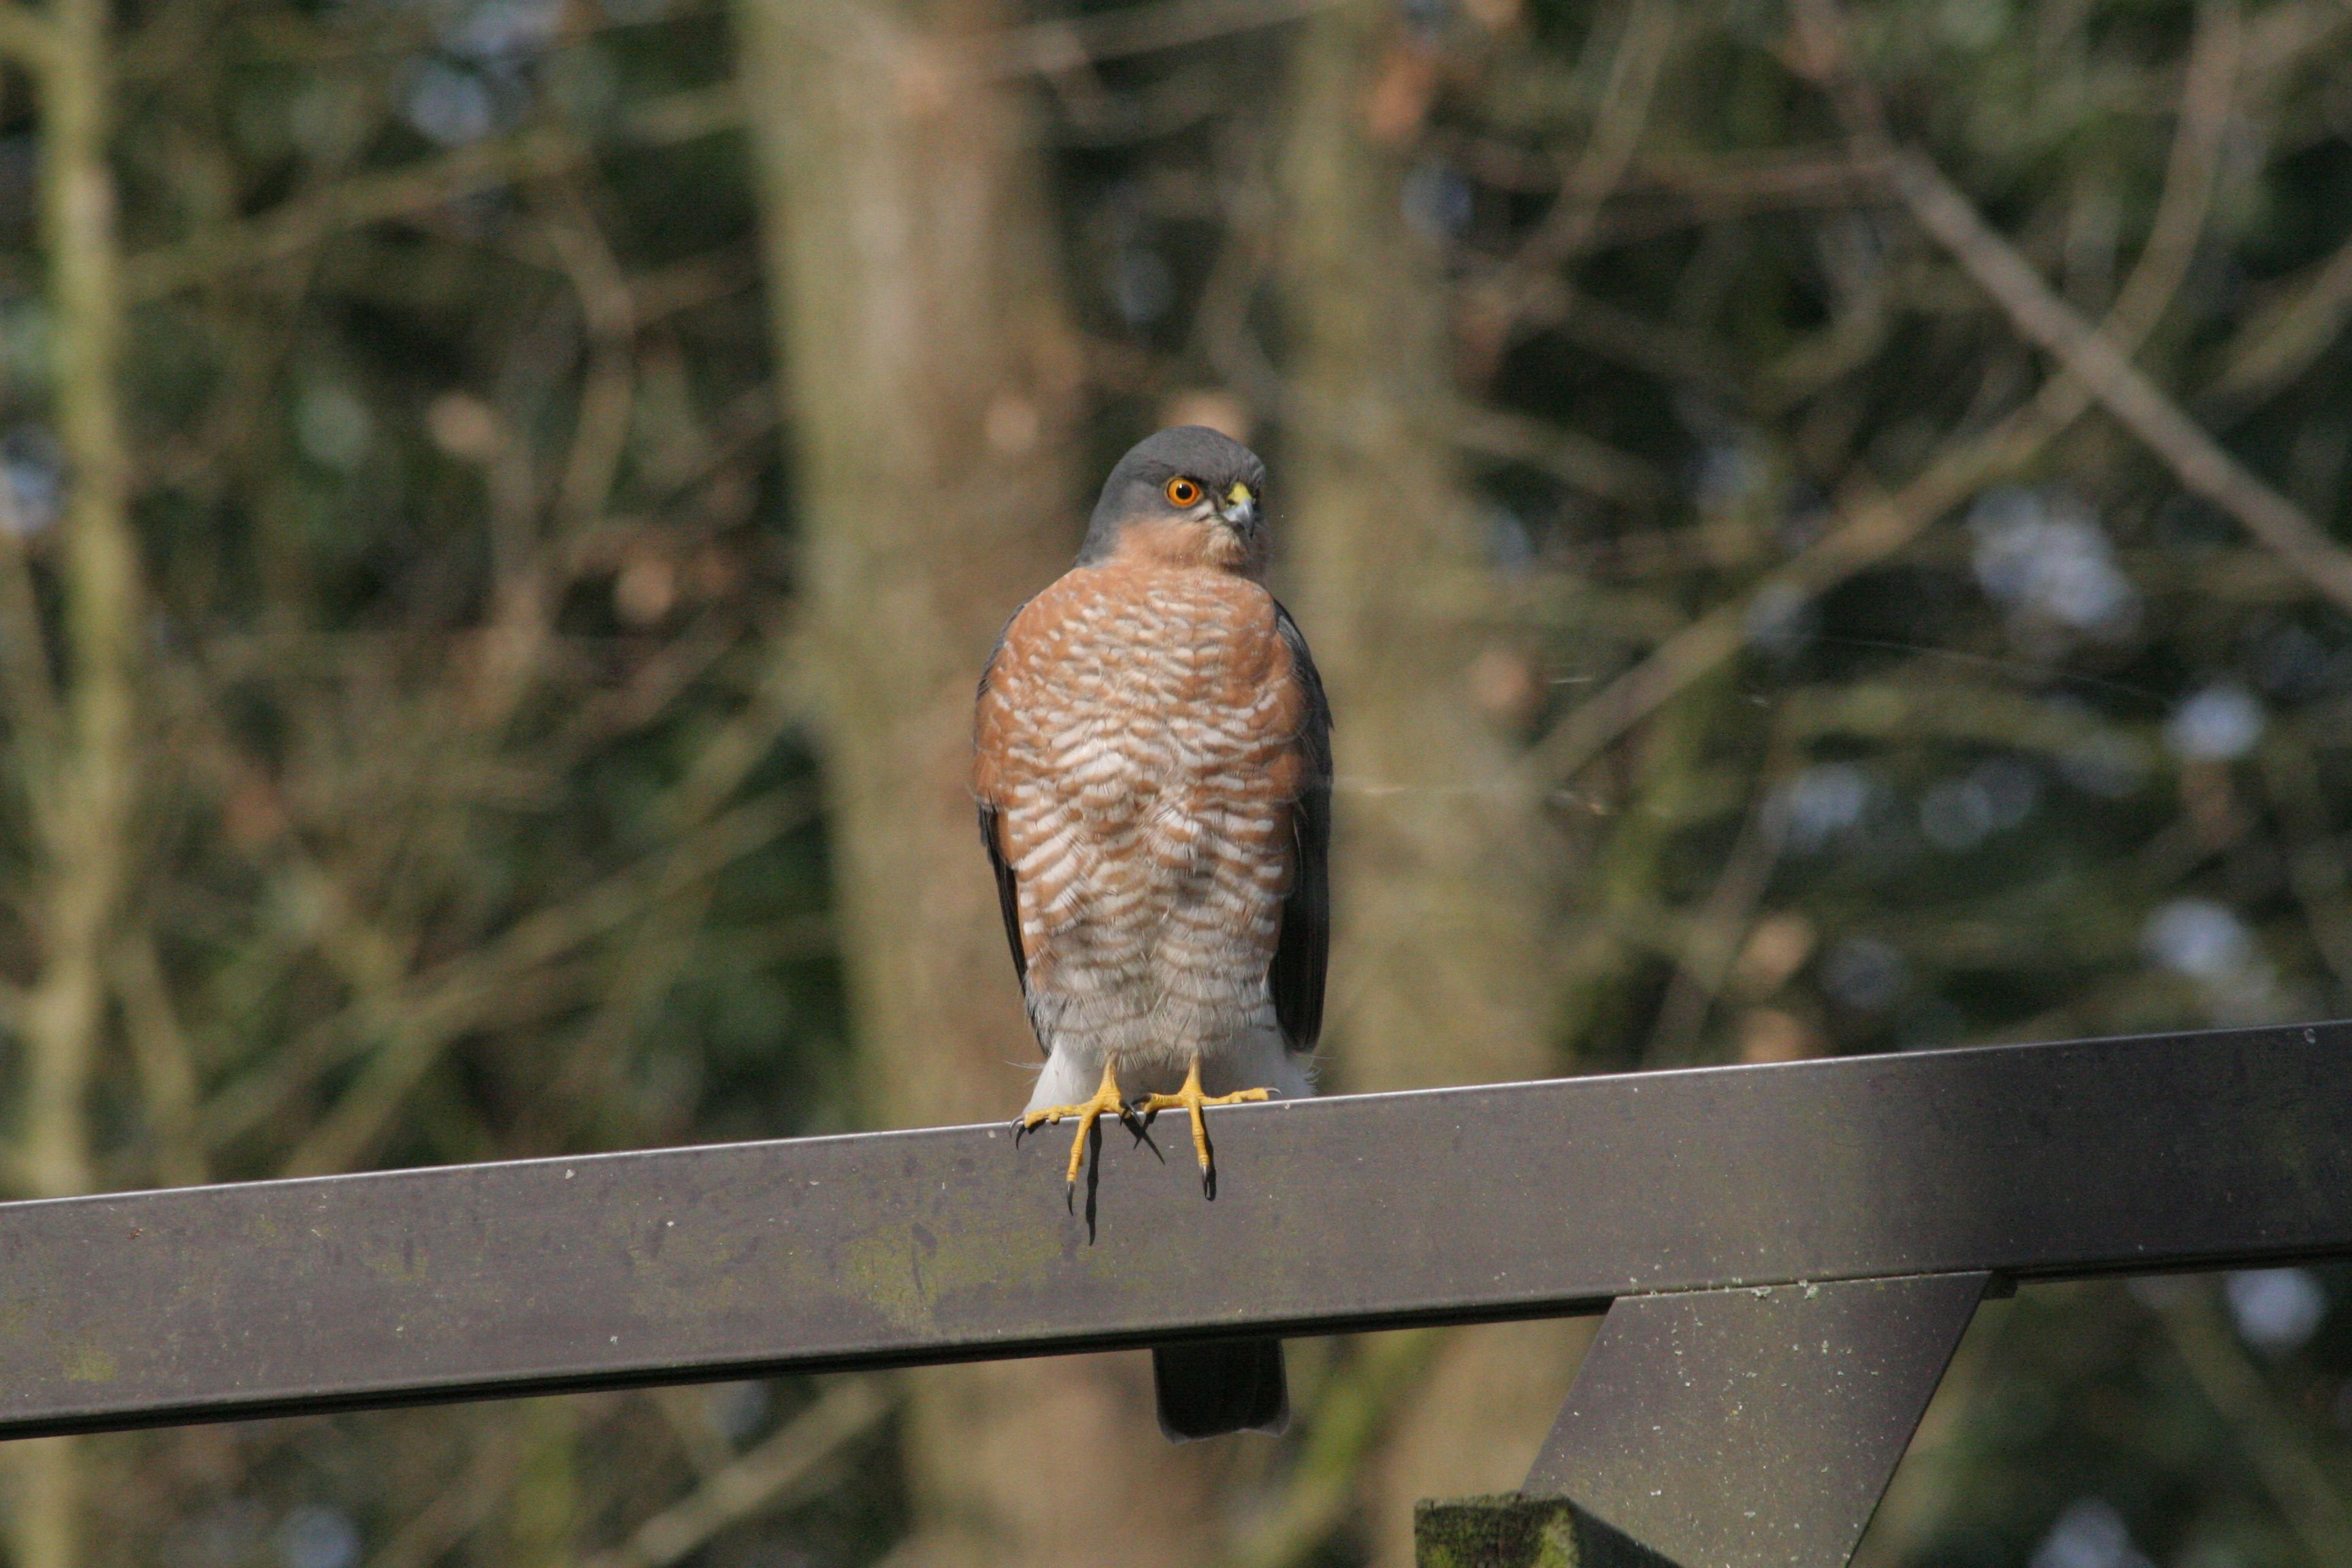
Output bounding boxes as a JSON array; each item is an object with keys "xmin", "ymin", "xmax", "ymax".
[
  {"xmin": 1137, "ymin": 1060, "xmax": 1270, "ymax": 1193},
  {"xmin": 1018, "ymin": 1060, "xmax": 1138, "ymax": 1186}
]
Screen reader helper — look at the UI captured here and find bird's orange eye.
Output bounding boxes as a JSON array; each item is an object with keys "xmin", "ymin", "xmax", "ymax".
[{"xmin": 1164, "ymin": 477, "xmax": 1203, "ymax": 507}]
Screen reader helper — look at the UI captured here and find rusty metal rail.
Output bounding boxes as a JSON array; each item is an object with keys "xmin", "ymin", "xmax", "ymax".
[{"xmin": 0, "ymin": 1020, "xmax": 2347, "ymax": 1565}]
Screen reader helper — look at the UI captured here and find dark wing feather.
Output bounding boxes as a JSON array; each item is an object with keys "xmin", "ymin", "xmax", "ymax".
[
  {"xmin": 977, "ymin": 801, "xmax": 1026, "ymax": 994},
  {"xmin": 1269, "ymin": 602, "xmax": 1330, "ymax": 1052},
  {"xmin": 975, "ymin": 625, "xmax": 1033, "ymax": 1014}
]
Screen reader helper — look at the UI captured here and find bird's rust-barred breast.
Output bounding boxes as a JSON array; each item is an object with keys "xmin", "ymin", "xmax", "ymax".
[{"xmin": 975, "ymin": 517, "xmax": 1308, "ymax": 1079}]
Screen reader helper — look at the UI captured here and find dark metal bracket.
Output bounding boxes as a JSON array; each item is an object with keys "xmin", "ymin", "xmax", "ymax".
[{"xmin": 1512, "ymin": 1273, "xmax": 1993, "ymax": 1567}]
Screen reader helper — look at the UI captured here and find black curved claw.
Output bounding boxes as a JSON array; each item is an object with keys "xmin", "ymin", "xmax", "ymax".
[{"xmin": 1129, "ymin": 1118, "xmax": 1166, "ymax": 1164}]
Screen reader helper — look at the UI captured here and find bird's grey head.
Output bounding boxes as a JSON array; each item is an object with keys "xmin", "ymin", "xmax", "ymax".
[{"xmin": 1077, "ymin": 427, "xmax": 1270, "ymax": 572}]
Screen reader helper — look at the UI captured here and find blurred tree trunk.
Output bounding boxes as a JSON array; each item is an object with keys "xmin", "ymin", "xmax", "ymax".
[
  {"xmin": 3, "ymin": 0, "xmax": 142, "ymax": 1556},
  {"xmin": 731, "ymin": 4, "xmax": 1233, "ymax": 1563},
  {"xmin": 1275, "ymin": 4, "xmax": 1580, "ymax": 1562}
]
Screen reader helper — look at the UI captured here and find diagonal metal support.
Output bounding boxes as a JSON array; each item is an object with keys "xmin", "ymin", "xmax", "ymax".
[{"xmin": 1520, "ymin": 1272, "xmax": 1992, "ymax": 1568}]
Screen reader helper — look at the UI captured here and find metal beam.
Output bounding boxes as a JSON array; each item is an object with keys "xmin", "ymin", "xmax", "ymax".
[
  {"xmin": 0, "ymin": 1019, "xmax": 2344, "ymax": 1436},
  {"xmin": 1522, "ymin": 1273, "xmax": 1992, "ymax": 1567}
]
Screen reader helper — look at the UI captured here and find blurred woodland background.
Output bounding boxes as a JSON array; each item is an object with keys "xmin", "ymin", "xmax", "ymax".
[{"xmin": 0, "ymin": 0, "xmax": 2347, "ymax": 1560}]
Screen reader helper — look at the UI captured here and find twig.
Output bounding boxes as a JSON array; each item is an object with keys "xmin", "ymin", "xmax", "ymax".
[
  {"xmin": 1522, "ymin": 416, "xmax": 2031, "ymax": 784},
  {"xmin": 266, "ymin": 960, "xmax": 590, "ymax": 1177},
  {"xmin": 1755, "ymin": 210, "xmax": 1890, "ymax": 407},
  {"xmin": 2257, "ymin": 734, "xmax": 2352, "ymax": 998},
  {"xmin": 1453, "ymin": 404, "xmax": 1665, "ymax": 506},
  {"xmin": 647, "ymin": 1386, "xmax": 737, "ymax": 1480},
  {"xmin": 533, "ymin": 879, "xmax": 710, "ymax": 1142},
  {"xmin": 275, "ymin": 796, "xmax": 799, "ymax": 1175},
  {"xmin": 1460, "ymin": 0, "xmax": 1683, "ymax": 382},
  {"xmin": 583, "ymin": 1379, "xmax": 891, "ymax": 1568},
  {"xmin": 4, "ymin": 0, "xmax": 140, "ymax": 1555},
  {"xmin": 1780, "ymin": 677, "xmax": 2142, "ymax": 753},
  {"xmin": 628, "ymin": 249, "xmax": 761, "ymax": 323},
  {"xmin": 112, "ymin": 934, "xmax": 209, "ymax": 1187},
  {"xmin": 2242, "ymin": 0, "xmax": 2352, "ymax": 84},
  {"xmin": 531, "ymin": 181, "xmax": 638, "ymax": 533},
  {"xmin": 1643, "ymin": 749, "xmax": 1794, "ymax": 1066},
  {"xmin": 2105, "ymin": 0, "xmax": 2243, "ymax": 343},
  {"xmin": 985, "ymin": 0, "xmax": 1335, "ymax": 77},
  {"xmin": 2205, "ymin": 229, "xmax": 2352, "ymax": 410},
  {"xmin": 124, "ymin": 127, "xmax": 591, "ymax": 301},
  {"xmin": 0, "ymin": 0, "xmax": 53, "ymax": 67},
  {"xmin": 122, "ymin": 90, "xmax": 750, "ymax": 304},
  {"xmin": 0, "ymin": 472, "xmax": 61, "ymax": 805},
  {"xmin": 1504, "ymin": 275, "xmax": 1748, "ymax": 405},
  {"xmin": 1518, "ymin": 0, "xmax": 1679, "ymax": 270},
  {"xmin": 659, "ymin": 640, "xmax": 804, "ymax": 830},
  {"xmin": 361, "ymin": 1414, "xmax": 523, "ymax": 1568},
  {"xmin": 620, "ymin": 84, "xmax": 742, "ymax": 147}
]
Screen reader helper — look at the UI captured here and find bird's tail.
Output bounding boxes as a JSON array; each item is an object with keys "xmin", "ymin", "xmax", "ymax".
[{"xmin": 1153, "ymin": 1338, "xmax": 1288, "ymax": 1441}]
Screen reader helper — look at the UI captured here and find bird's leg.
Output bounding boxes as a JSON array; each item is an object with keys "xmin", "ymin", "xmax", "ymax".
[
  {"xmin": 1137, "ymin": 1060, "xmax": 1270, "ymax": 1192},
  {"xmin": 1019, "ymin": 1060, "xmax": 1140, "ymax": 1186}
]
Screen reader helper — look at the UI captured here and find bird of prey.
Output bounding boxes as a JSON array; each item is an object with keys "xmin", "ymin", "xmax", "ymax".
[{"xmin": 972, "ymin": 426, "xmax": 1330, "ymax": 1441}]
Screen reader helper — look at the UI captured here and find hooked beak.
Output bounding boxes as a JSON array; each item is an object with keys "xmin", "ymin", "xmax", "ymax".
[{"xmin": 1219, "ymin": 481, "xmax": 1258, "ymax": 531}]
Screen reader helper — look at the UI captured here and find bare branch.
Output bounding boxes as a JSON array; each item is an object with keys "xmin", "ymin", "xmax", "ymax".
[
  {"xmin": 1519, "ymin": 0, "xmax": 1680, "ymax": 269},
  {"xmin": 122, "ymin": 89, "xmax": 753, "ymax": 304},
  {"xmin": 2259, "ymin": 734, "xmax": 2352, "ymax": 998},
  {"xmin": 1527, "ymin": 0, "xmax": 2250, "ymax": 783},
  {"xmin": 1643, "ymin": 757, "xmax": 1794, "ymax": 1067},
  {"xmin": 125, "ymin": 128, "xmax": 589, "ymax": 301},
  {"xmin": 619, "ymin": 83, "xmax": 742, "ymax": 146},
  {"xmin": 275, "ymin": 796, "xmax": 800, "ymax": 1177},
  {"xmin": 2152, "ymin": 1281, "xmax": 2352, "ymax": 1564},
  {"xmin": 0, "ymin": 485, "xmax": 63, "ymax": 805},
  {"xmin": 986, "ymin": 0, "xmax": 1335, "ymax": 76},
  {"xmin": 1454, "ymin": 404, "xmax": 1666, "ymax": 507},
  {"xmin": 2206, "ymin": 229, "xmax": 2352, "ymax": 410},
  {"xmin": 360, "ymin": 1415, "xmax": 522, "ymax": 1568},
  {"xmin": 583, "ymin": 1379, "xmax": 890, "ymax": 1568},
  {"xmin": 0, "ymin": 1, "xmax": 54, "ymax": 67},
  {"xmin": 2105, "ymin": 0, "xmax": 2242, "ymax": 344},
  {"xmin": 1523, "ymin": 405, "xmax": 2045, "ymax": 784},
  {"xmin": 112, "ymin": 934, "xmax": 208, "ymax": 1188},
  {"xmin": 1890, "ymin": 151, "xmax": 2352, "ymax": 617},
  {"xmin": 23, "ymin": 0, "xmax": 142, "ymax": 1208},
  {"xmin": 532, "ymin": 181, "xmax": 638, "ymax": 532}
]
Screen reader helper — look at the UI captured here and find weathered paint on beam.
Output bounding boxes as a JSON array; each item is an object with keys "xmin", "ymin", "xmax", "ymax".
[{"xmin": 0, "ymin": 1020, "xmax": 2342, "ymax": 1436}]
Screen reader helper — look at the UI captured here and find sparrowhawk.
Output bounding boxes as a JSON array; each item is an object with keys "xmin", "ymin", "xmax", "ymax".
[{"xmin": 973, "ymin": 426, "xmax": 1331, "ymax": 1441}]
